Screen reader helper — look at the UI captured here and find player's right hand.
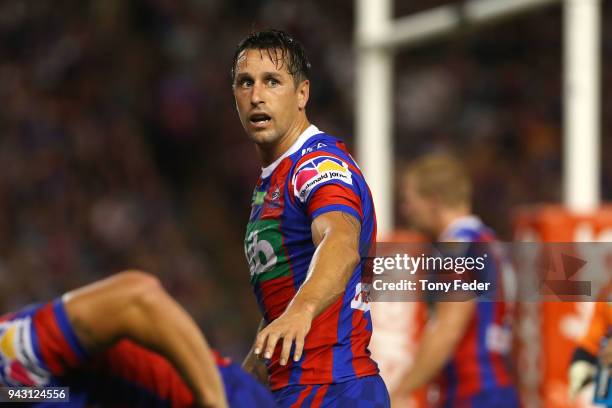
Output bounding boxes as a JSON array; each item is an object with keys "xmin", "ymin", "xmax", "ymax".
[
  {"xmin": 253, "ymin": 307, "xmax": 313, "ymax": 366},
  {"xmin": 568, "ymin": 360, "xmax": 596, "ymax": 399}
]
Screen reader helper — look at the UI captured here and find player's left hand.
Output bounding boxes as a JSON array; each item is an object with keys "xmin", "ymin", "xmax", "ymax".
[{"xmin": 253, "ymin": 307, "xmax": 314, "ymax": 366}]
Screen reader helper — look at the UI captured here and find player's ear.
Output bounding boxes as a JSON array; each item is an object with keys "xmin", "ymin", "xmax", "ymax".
[{"xmin": 297, "ymin": 79, "xmax": 309, "ymax": 110}]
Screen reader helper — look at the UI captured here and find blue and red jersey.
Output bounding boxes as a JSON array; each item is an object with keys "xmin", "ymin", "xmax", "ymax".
[
  {"xmin": 244, "ymin": 125, "xmax": 379, "ymax": 390},
  {"xmin": 0, "ymin": 300, "xmax": 277, "ymax": 407},
  {"xmin": 436, "ymin": 216, "xmax": 517, "ymax": 404}
]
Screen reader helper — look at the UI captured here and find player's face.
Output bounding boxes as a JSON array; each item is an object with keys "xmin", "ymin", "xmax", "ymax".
[
  {"xmin": 402, "ymin": 175, "xmax": 437, "ymax": 237},
  {"xmin": 233, "ymin": 48, "xmax": 309, "ymax": 147}
]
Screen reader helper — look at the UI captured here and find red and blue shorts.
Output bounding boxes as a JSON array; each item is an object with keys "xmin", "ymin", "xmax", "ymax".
[{"xmin": 273, "ymin": 374, "xmax": 390, "ymax": 408}]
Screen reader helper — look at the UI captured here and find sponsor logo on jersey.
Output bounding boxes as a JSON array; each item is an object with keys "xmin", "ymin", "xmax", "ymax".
[
  {"xmin": 351, "ymin": 282, "xmax": 371, "ymax": 312},
  {"xmin": 292, "ymin": 156, "xmax": 352, "ymax": 202},
  {"xmin": 244, "ymin": 220, "xmax": 290, "ymax": 283},
  {"xmin": 245, "ymin": 229, "xmax": 277, "ymax": 277},
  {"xmin": 252, "ymin": 190, "xmax": 266, "ymax": 206},
  {"xmin": 301, "ymin": 142, "xmax": 327, "ymax": 156},
  {"xmin": 485, "ymin": 324, "xmax": 512, "ymax": 353},
  {"xmin": 0, "ymin": 317, "xmax": 50, "ymax": 387},
  {"xmin": 254, "ymin": 186, "xmax": 282, "ymax": 213}
]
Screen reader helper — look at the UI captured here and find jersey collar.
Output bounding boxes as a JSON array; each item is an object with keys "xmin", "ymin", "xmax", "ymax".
[
  {"xmin": 261, "ymin": 124, "xmax": 321, "ymax": 178},
  {"xmin": 439, "ymin": 215, "xmax": 483, "ymax": 241}
]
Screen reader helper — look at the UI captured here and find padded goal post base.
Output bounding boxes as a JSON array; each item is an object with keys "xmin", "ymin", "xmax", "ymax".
[{"xmin": 514, "ymin": 205, "xmax": 612, "ymax": 408}]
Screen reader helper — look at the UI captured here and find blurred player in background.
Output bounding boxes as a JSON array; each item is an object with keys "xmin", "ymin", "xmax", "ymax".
[
  {"xmin": 568, "ymin": 283, "xmax": 612, "ymax": 403},
  {"xmin": 0, "ymin": 271, "xmax": 278, "ymax": 407},
  {"xmin": 233, "ymin": 29, "xmax": 389, "ymax": 407},
  {"xmin": 390, "ymin": 154, "xmax": 518, "ymax": 407}
]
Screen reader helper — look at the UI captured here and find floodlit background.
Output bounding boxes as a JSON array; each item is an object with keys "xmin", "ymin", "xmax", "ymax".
[{"xmin": 0, "ymin": 0, "xmax": 611, "ymax": 405}]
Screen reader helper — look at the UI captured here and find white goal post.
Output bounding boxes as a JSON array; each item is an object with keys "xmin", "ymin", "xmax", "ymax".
[{"xmin": 355, "ymin": 0, "xmax": 601, "ymax": 236}]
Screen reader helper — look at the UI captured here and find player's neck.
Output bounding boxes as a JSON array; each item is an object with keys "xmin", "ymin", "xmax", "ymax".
[
  {"xmin": 257, "ymin": 117, "xmax": 310, "ymax": 167},
  {"xmin": 436, "ymin": 207, "xmax": 472, "ymax": 238}
]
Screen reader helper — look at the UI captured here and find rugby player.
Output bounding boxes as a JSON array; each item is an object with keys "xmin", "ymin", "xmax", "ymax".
[
  {"xmin": 391, "ymin": 154, "xmax": 518, "ymax": 407},
  {"xmin": 0, "ymin": 271, "xmax": 277, "ymax": 407},
  {"xmin": 232, "ymin": 30, "xmax": 389, "ymax": 407}
]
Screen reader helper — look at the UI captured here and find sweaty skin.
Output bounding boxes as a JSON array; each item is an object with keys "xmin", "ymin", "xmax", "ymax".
[
  {"xmin": 64, "ymin": 271, "xmax": 229, "ymax": 408},
  {"xmin": 233, "ymin": 48, "xmax": 310, "ymax": 167}
]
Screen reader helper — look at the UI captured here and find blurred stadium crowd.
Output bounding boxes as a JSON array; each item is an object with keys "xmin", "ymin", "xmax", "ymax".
[{"xmin": 0, "ymin": 0, "xmax": 610, "ymax": 359}]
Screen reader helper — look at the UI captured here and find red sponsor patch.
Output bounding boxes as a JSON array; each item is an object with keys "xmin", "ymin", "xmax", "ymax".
[{"xmin": 294, "ymin": 168, "xmax": 318, "ymax": 193}]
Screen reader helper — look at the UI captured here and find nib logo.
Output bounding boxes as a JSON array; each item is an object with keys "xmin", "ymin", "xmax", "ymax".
[{"xmin": 538, "ymin": 251, "xmax": 590, "ymax": 297}]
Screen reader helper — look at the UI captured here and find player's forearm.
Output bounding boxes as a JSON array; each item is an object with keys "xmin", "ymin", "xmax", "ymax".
[
  {"xmin": 65, "ymin": 272, "xmax": 228, "ymax": 408},
  {"xmin": 394, "ymin": 318, "xmax": 465, "ymax": 394},
  {"xmin": 253, "ymin": 211, "xmax": 362, "ymax": 365},
  {"xmin": 286, "ymin": 233, "xmax": 360, "ymax": 318},
  {"xmin": 137, "ymin": 289, "xmax": 228, "ymax": 408}
]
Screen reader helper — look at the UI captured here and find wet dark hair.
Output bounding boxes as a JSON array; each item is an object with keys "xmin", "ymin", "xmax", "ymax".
[{"xmin": 231, "ymin": 29, "xmax": 311, "ymax": 86}]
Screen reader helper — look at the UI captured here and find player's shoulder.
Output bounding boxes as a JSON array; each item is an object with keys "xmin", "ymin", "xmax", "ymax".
[
  {"xmin": 442, "ymin": 216, "xmax": 496, "ymax": 242},
  {"xmin": 288, "ymin": 131, "xmax": 364, "ymax": 203},
  {"xmin": 292, "ymin": 131, "xmax": 359, "ymax": 171}
]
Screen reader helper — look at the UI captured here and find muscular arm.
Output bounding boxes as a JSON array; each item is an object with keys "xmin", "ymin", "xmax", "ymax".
[
  {"xmin": 254, "ymin": 211, "xmax": 361, "ymax": 365},
  {"xmin": 63, "ymin": 271, "xmax": 228, "ymax": 408},
  {"xmin": 391, "ymin": 301, "xmax": 475, "ymax": 402},
  {"xmin": 292, "ymin": 211, "xmax": 361, "ymax": 317}
]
